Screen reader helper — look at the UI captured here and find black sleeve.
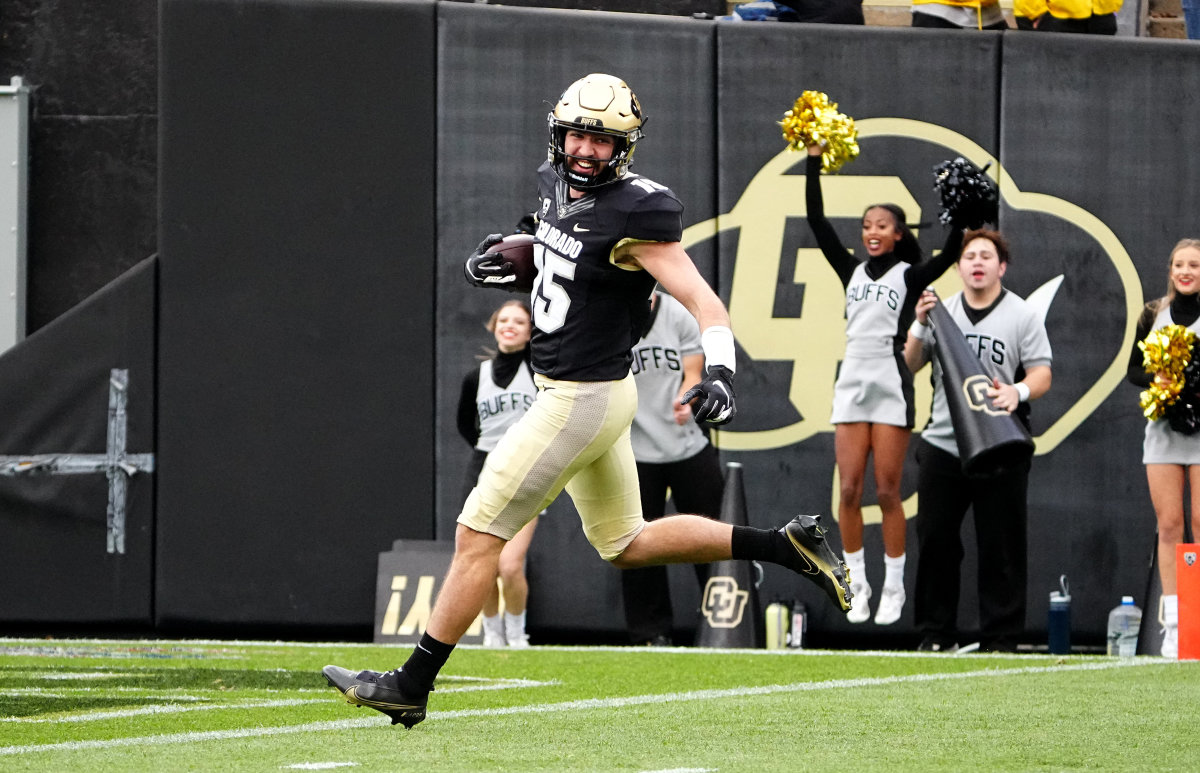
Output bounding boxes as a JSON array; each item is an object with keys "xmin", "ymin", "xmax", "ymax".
[
  {"xmin": 456, "ymin": 367, "xmax": 482, "ymax": 447},
  {"xmin": 1127, "ymin": 305, "xmax": 1157, "ymax": 388},
  {"xmin": 905, "ymin": 226, "xmax": 964, "ymax": 293},
  {"xmin": 515, "ymin": 211, "xmax": 537, "ymax": 235},
  {"xmin": 806, "ymin": 154, "xmax": 858, "ymax": 287}
]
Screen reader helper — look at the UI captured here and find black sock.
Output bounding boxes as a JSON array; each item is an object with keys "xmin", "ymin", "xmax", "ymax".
[
  {"xmin": 731, "ymin": 524, "xmax": 786, "ymax": 564},
  {"xmin": 397, "ymin": 633, "xmax": 455, "ymax": 694}
]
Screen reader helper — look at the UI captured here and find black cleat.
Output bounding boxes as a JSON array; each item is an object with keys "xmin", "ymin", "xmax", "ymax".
[
  {"xmin": 779, "ymin": 514, "xmax": 853, "ymax": 612},
  {"xmin": 322, "ymin": 665, "xmax": 428, "ymax": 729}
]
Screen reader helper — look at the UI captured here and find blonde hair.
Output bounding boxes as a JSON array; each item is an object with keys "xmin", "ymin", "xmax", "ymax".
[{"xmin": 1147, "ymin": 238, "xmax": 1200, "ymax": 320}]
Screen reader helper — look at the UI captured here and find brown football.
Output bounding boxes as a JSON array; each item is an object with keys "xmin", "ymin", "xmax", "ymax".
[{"xmin": 485, "ymin": 233, "xmax": 538, "ymax": 293}]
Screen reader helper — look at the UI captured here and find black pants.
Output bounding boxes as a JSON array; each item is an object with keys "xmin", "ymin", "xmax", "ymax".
[
  {"xmin": 911, "ymin": 11, "xmax": 1011, "ymax": 29},
  {"xmin": 1037, "ymin": 12, "xmax": 1117, "ymax": 33},
  {"xmin": 913, "ymin": 439, "xmax": 1029, "ymax": 648},
  {"xmin": 622, "ymin": 444, "xmax": 724, "ymax": 643}
]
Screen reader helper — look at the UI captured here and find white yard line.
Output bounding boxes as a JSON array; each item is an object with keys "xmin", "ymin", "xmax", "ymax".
[
  {"xmin": 1, "ymin": 677, "xmax": 555, "ymax": 724},
  {"xmin": 0, "ymin": 658, "xmax": 1166, "ymax": 756},
  {"xmin": 2, "ymin": 698, "xmax": 325, "ymax": 723}
]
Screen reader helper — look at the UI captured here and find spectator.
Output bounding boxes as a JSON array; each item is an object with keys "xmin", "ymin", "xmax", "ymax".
[
  {"xmin": 455, "ymin": 299, "xmax": 540, "ymax": 648},
  {"xmin": 624, "ymin": 290, "xmax": 725, "ymax": 646},
  {"xmin": 1013, "ymin": 0, "xmax": 1121, "ymax": 32},
  {"xmin": 910, "ymin": 0, "xmax": 1010, "ymax": 30},
  {"xmin": 776, "ymin": 0, "xmax": 865, "ymax": 24},
  {"xmin": 805, "ymin": 143, "xmax": 965, "ymax": 625},
  {"xmin": 904, "ymin": 229, "xmax": 1052, "ymax": 653},
  {"xmin": 1185, "ymin": 0, "xmax": 1200, "ymax": 39},
  {"xmin": 1125, "ymin": 238, "xmax": 1200, "ymax": 659}
]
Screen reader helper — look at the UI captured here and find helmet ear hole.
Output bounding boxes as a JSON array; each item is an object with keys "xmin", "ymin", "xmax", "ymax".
[{"xmin": 547, "ymin": 73, "xmax": 644, "ymax": 190}]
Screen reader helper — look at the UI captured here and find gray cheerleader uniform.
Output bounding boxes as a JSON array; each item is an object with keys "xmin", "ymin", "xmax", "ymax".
[
  {"xmin": 919, "ymin": 290, "xmax": 1053, "ymax": 457},
  {"xmin": 1139, "ymin": 305, "xmax": 1200, "ymax": 465},
  {"xmin": 832, "ymin": 261, "xmax": 914, "ymax": 426},
  {"xmin": 805, "ymin": 154, "xmax": 964, "ymax": 428},
  {"xmin": 473, "ymin": 358, "xmax": 537, "ymax": 453}
]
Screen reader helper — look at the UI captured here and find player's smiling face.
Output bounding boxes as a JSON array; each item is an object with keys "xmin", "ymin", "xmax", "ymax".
[
  {"xmin": 957, "ymin": 236, "xmax": 1007, "ymax": 292},
  {"xmin": 861, "ymin": 207, "xmax": 900, "ymax": 258},
  {"xmin": 1170, "ymin": 246, "xmax": 1200, "ymax": 296},
  {"xmin": 564, "ymin": 130, "xmax": 615, "ymax": 181},
  {"xmin": 493, "ymin": 304, "xmax": 532, "ymax": 353}
]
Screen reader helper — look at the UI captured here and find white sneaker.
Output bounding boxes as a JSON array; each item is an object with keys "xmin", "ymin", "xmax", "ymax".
[
  {"xmin": 482, "ymin": 617, "xmax": 506, "ymax": 648},
  {"xmin": 874, "ymin": 585, "xmax": 906, "ymax": 625},
  {"xmin": 504, "ymin": 614, "xmax": 530, "ymax": 648},
  {"xmin": 1162, "ymin": 625, "xmax": 1178, "ymax": 658},
  {"xmin": 846, "ymin": 580, "xmax": 872, "ymax": 624}
]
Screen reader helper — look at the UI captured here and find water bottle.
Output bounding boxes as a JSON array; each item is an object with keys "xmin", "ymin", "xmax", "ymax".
[
  {"xmin": 788, "ymin": 601, "xmax": 807, "ymax": 649},
  {"xmin": 1047, "ymin": 575, "xmax": 1071, "ymax": 655},
  {"xmin": 765, "ymin": 601, "xmax": 789, "ymax": 650},
  {"xmin": 1106, "ymin": 596, "xmax": 1142, "ymax": 657}
]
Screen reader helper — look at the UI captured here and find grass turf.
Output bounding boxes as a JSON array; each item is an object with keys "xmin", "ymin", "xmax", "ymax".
[{"xmin": 0, "ymin": 638, "xmax": 1195, "ymax": 771}]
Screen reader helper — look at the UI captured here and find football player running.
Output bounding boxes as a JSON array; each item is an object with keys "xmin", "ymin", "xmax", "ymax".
[{"xmin": 323, "ymin": 74, "xmax": 853, "ymax": 729}]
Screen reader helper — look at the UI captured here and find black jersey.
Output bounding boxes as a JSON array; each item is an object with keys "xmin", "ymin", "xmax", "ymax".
[{"xmin": 525, "ymin": 161, "xmax": 684, "ymax": 381}]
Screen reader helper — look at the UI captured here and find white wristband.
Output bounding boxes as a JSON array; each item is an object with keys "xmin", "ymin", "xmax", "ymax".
[
  {"xmin": 701, "ymin": 326, "xmax": 737, "ymax": 373},
  {"xmin": 910, "ymin": 321, "xmax": 930, "ymax": 342},
  {"xmin": 1014, "ymin": 382, "xmax": 1031, "ymax": 402}
]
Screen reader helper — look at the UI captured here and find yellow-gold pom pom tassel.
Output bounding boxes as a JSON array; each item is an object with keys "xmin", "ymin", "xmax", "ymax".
[
  {"xmin": 1139, "ymin": 324, "xmax": 1196, "ymax": 421},
  {"xmin": 779, "ymin": 91, "xmax": 860, "ymax": 173}
]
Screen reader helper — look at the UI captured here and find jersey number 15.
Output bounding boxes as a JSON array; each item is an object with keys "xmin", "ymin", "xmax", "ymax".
[{"xmin": 533, "ymin": 243, "xmax": 576, "ymax": 334}]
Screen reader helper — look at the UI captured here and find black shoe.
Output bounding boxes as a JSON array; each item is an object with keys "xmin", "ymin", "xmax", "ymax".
[
  {"xmin": 639, "ymin": 634, "xmax": 673, "ymax": 647},
  {"xmin": 917, "ymin": 636, "xmax": 959, "ymax": 653},
  {"xmin": 780, "ymin": 514, "xmax": 853, "ymax": 612},
  {"xmin": 322, "ymin": 665, "xmax": 428, "ymax": 729}
]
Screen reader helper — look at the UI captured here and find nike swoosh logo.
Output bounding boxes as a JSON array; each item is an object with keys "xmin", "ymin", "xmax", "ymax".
[
  {"xmin": 347, "ymin": 687, "xmax": 423, "ymax": 710},
  {"xmin": 573, "ymin": 223, "xmax": 590, "ymax": 233},
  {"xmin": 785, "ymin": 531, "xmax": 820, "ymax": 576}
]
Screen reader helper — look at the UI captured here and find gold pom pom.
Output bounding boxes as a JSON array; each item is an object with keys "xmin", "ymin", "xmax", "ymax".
[
  {"xmin": 1139, "ymin": 324, "xmax": 1196, "ymax": 420},
  {"xmin": 779, "ymin": 91, "xmax": 860, "ymax": 173}
]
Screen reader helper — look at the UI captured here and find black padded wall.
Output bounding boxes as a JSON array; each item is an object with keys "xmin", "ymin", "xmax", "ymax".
[
  {"xmin": 0, "ymin": 258, "xmax": 156, "ymax": 625},
  {"xmin": 0, "ymin": 0, "xmax": 158, "ymax": 334},
  {"xmin": 435, "ymin": 4, "xmax": 718, "ymax": 637},
  {"xmin": 157, "ymin": 0, "xmax": 437, "ymax": 631}
]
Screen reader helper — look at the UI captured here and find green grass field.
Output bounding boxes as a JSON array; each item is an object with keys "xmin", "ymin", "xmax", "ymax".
[{"xmin": 0, "ymin": 638, "xmax": 1195, "ymax": 772}]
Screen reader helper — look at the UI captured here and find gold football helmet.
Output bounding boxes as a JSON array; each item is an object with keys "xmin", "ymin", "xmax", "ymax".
[{"xmin": 547, "ymin": 73, "xmax": 644, "ymax": 189}]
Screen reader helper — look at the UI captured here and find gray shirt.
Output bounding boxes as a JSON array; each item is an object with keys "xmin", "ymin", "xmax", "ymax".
[
  {"xmin": 916, "ymin": 289, "xmax": 1053, "ymax": 457},
  {"xmin": 630, "ymin": 293, "xmax": 710, "ymax": 464}
]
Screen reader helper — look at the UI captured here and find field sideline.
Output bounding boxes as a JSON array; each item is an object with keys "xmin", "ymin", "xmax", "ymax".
[{"xmin": 1, "ymin": 638, "xmax": 1195, "ymax": 772}]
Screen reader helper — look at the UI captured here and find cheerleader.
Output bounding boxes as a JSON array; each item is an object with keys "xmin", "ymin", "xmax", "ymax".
[
  {"xmin": 455, "ymin": 300, "xmax": 540, "ymax": 647},
  {"xmin": 806, "ymin": 143, "xmax": 965, "ymax": 624},
  {"xmin": 1126, "ymin": 238, "xmax": 1200, "ymax": 658}
]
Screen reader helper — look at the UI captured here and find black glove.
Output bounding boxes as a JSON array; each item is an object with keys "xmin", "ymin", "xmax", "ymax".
[
  {"xmin": 464, "ymin": 233, "xmax": 515, "ymax": 288},
  {"xmin": 681, "ymin": 365, "xmax": 737, "ymax": 425}
]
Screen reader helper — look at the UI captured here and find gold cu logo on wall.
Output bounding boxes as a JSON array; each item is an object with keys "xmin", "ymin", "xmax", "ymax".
[
  {"xmin": 963, "ymin": 374, "xmax": 1009, "ymax": 416},
  {"xmin": 682, "ymin": 119, "xmax": 1143, "ymax": 522},
  {"xmin": 701, "ymin": 576, "xmax": 749, "ymax": 628}
]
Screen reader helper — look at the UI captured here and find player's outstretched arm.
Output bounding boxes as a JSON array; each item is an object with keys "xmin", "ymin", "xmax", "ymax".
[{"xmin": 634, "ymin": 241, "xmax": 737, "ymax": 425}]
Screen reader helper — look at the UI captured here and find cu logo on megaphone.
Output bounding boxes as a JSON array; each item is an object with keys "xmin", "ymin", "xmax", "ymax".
[
  {"xmin": 963, "ymin": 374, "xmax": 1009, "ymax": 417},
  {"xmin": 701, "ymin": 576, "xmax": 749, "ymax": 628}
]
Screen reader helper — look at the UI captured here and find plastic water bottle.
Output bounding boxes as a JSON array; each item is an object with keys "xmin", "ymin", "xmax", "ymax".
[
  {"xmin": 1047, "ymin": 575, "xmax": 1071, "ymax": 655},
  {"xmin": 788, "ymin": 601, "xmax": 807, "ymax": 649},
  {"xmin": 1106, "ymin": 596, "xmax": 1142, "ymax": 657},
  {"xmin": 765, "ymin": 602, "xmax": 789, "ymax": 650}
]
